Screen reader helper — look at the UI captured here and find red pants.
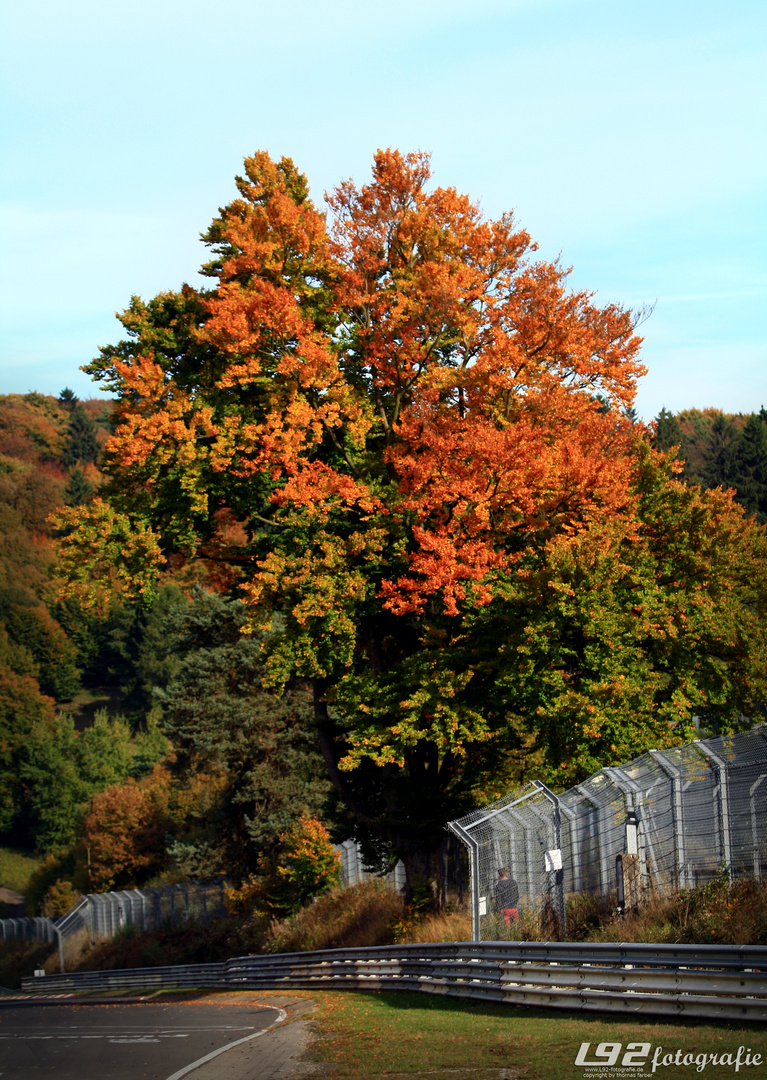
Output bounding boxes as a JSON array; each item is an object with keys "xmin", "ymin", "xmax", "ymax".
[{"xmin": 502, "ymin": 908, "xmax": 519, "ymax": 926}]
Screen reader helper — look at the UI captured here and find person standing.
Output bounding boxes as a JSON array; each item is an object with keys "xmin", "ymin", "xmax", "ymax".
[{"xmin": 494, "ymin": 868, "xmax": 519, "ymax": 926}]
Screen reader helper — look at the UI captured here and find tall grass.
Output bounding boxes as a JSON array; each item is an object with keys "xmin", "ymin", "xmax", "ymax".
[
  {"xmin": 581, "ymin": 875, "xmax": 767, "ymax": 945},
  {"xmin": 266, "ymin": 879, "xmax": 403, "ymax": 953}
]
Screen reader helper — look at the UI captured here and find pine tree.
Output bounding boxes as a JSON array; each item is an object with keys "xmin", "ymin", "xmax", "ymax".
[
  {"xmin": 729, "ymin": 408, "xmax": 767, "ymax": 523},
  {"xmin": 62, "ymin": 406, "xmax": 99, "ymax": 467},
  {"xmin": 64, "ymin": 468, "xmax": 93, "ymax": 507},
  {"xmin": 700, "ymin": 412, "xmax": 737, "ymax": 489},
  {"xmin": 155, "ymin": 588, "xmax": 331, "ymax": 876},
  {"xmin": 58, "ymin": 388, "xmax": 79, "ymax": 412},
  {"xmin": 653, "ymin": 406, "xmax": 684, "ymax": 453}
]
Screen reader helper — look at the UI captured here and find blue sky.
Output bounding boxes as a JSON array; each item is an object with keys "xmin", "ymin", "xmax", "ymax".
[{"xmin": 1, "ymin": 0, "xmax": 765, "ymax": 421}]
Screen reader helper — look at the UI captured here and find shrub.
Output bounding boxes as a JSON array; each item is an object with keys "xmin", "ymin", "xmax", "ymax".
[
  {"xmin": 82, "ymin": 766, "xmax": 172, "ymax": 890},
  {"xmin": 271, "ymin": 816, "xmax": 342, "ymax": 915},
  {"xmin": 41, "ymin": 879, "xmax": 80, "ymax": 917}
]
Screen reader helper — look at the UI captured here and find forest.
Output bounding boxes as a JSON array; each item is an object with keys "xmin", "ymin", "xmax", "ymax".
[{"xmin": 2, "ymin": 151, "xmax": 767, "ymax": 915}]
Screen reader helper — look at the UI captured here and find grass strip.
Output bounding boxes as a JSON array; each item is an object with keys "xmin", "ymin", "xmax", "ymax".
[
  {"xmin": 0, "ymin": 847, "xmax": 41, "ymax": 895},
  {"xmin": 307, "ymin": 990, "xmax": 767, "ymax": 1079}
]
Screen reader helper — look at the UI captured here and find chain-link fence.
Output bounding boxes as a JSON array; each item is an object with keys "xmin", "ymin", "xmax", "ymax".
[
  {"xmin": 0, "ymin": 882, "xmax": 227, "ymax": 956},
  {"xmin": 448, "ymin": 725, "xmax": 767, "ymax": 940},
  {"xmin": 334, "ymin": 840, "xmax": 407, "ymax": 892}
]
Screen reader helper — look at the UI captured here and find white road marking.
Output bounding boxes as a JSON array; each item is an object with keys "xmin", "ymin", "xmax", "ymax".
[
  {"xmin": 0, "ymin": 1026, "xmax": 253, "ymax": 1037},
  {"xmin": 110, "ymin": 1038, "xmax": 161, "ymax": 1043},
  {"xmin": 162, "ymin": 1007, "xmax": 288, "ymax": 1080},
  {"xmin": 0, "ymin": 1033, "xmax": 190, "ymax": 1040}
]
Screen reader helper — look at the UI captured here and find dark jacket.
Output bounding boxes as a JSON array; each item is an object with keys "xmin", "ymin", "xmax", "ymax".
[{"xmin": 494, "ymin": 876, "xmax": 519, "ymax": 910}]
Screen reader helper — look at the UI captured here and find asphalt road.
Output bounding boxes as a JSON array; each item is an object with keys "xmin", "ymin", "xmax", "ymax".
[{"xmin": 0, "ymin": 996, "xmax": 283, "ymax": 1080}]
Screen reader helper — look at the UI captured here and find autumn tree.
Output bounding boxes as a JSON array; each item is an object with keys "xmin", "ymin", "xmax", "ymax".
[
  {"xmin": 82, "ymin": 767, "xmax": 172, "ymax": 890},
  {"xmin": 75, "ymin": 149, "xmax": 766, "ymax": 898}
]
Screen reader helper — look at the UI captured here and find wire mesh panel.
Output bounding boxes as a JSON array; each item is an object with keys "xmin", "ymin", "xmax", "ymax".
[
  {"xmin": 449, "ymin": 725, "xmax": 767, "ymax": 939},
  {"xmin": 76, "ymin": 883, "xmax": 226, "ymax": 941}
]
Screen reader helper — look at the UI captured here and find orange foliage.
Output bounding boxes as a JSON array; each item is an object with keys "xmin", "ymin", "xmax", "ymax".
[
  {"xmin": 82, "ymin": 766, "xmax": 172, "ymax": 891},
  {"xmin": 196, "ymin": 149, "xmax": 644, "ymax": 618}
]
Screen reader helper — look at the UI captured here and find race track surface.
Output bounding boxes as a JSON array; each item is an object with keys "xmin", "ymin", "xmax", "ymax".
[{"xmin": 0, "ymin": 995, "xmax": 283, "ymax": 1080}]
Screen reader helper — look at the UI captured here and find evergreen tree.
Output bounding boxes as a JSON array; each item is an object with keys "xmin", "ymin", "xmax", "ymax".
[
  {"xmin": 64, "ymin": 468, "xmax": 93, "ymax": 507},
  {"xmin": 102, "ymin": 585, "xmax": 187, "ymax": 718},
  {"xmin": 62, "ymin": 406, "xmax": 99, "ymax": 468},
  {"xmin": 58, "ymin": 388, "xmax": 79, "ymax": 412},
  {"xmin": 4, "ymin": 605, "xmax": 80, "ymax": 701},
  {"xmin": 729, "ymin": 408, "xmax": 767, "ymax": 523},
  {"xmin": 699, "ymin": 411, "xmax": 737, "ymax": 490},
  {"xmin": 653, "ymin": 407, "xmax": 684, "ymax": 453},
  {"xmin": 155, "ymin": 588, "xmax": 331, "ymax": 876}
]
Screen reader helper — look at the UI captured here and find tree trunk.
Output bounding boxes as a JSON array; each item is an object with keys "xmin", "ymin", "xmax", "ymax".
[{"xmin": 399, "ymin": 839, "xmax": 444, "ymax": 912}]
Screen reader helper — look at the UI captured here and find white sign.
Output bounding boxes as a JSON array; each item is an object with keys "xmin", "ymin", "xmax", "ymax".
[
  {"xmin": 626, "ymin": 822, "xmax": 638, "ymax": 855},
  {"xmin": 545, "ymin": 849, "xmax": 562, "ymax": 872},
  {"xmin": 479, "ymin": 896, "xmax": 487, "ymax": 916}
]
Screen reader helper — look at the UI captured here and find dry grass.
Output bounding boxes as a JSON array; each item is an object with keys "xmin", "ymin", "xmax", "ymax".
[
  {"xmin": 266, "ymin": 879, "xmax": 403, "ymax": 953},
  {"xmin": 582, "ymin": 876, "xmax": 767, "ymax": 945},
  {"xmin": 395, "ymin": 907, "xmax": 471, "ymax": 943}
]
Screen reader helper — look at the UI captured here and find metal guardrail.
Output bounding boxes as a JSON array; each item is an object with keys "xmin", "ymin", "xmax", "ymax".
[
  {"xmin": 20, "ymin": 962, "xmax": 226, "ymax": 993},
  {"xmin": 19, "ymin": 941, "xmax": 767, "ymax": 1022}
]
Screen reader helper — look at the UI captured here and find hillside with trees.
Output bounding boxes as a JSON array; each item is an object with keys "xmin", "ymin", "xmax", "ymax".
[
  {"xmin": 653, "ymin": 405, "xmax": 767, "ymax": 523},
  {"xmin": 0, "ymin": 392, "xmax": 332, "ymax": 912}
]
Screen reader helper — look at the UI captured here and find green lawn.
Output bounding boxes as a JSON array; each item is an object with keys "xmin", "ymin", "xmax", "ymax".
[
  {"xmin": 308, "ymin": 990, "xmax": 767, "ymax": 1080},
  {"xmin": 0, "ymin": 846, "xmax": 42, "ymax": 895}
]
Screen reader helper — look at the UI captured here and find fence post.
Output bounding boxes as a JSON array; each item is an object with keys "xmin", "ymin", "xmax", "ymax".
[
  {"xmin": 447, "ymin": 820, "xmax": 481, "ymax": 942},
  {"xmin": 603, "ymin": 766, "xmax": 649, "ymax": 892},
  {"xmin": 559, "ymin": 802, "xmax": 581, "ymax": 894},
  {"xmin": 532, "ymin": 781, "xmax": 566, "ymax": 937},
  {"xmin": 575, "ymin": 786, "xmax": 610, "ymax": 895},
  {"xmin": 649, "ymin": 750, "xmax": 690, "ymax": 890},
  {"xmin": 51, "ymin": 922, "xmax": 64, "ymax": 973},
  {"xmin": 750, "ymin": 775, "xmax": 766, "ymax": 879},
  {"xmin": 693, "ymin": 741, "xmax": 732, "ymax": 876}
]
